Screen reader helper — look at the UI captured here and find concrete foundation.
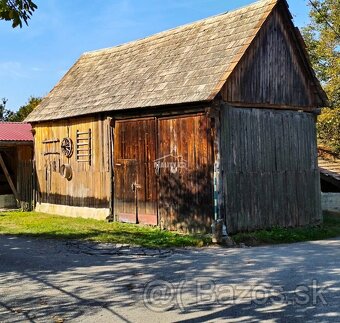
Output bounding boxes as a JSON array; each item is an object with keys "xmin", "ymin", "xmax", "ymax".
[{"xmin": 35, "ymin": 203, "xmax": 110, "ymax": 220}]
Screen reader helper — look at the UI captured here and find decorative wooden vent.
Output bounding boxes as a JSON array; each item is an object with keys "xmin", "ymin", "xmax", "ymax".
[
  {"xmin": 42, "ymin": 138, "xmax": 60, "ymax": 156},
  {"xmin": 76, "ymin": 129, "xmax": 92, "ymax": 165}
]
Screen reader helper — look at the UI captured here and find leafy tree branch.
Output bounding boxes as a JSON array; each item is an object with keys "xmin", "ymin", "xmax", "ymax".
[{"xmin": 0, "ymin": 0, "xmax": 37, "ymax": 28}]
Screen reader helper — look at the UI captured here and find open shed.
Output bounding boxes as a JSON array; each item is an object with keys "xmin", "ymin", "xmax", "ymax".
[
  {"xmin": 0, "ymin": 122, "xmax": 34, "ymax": 209},
  {"xmin": 26, "ymin": 0, "xmax": 327, "ymax": 233},
  {"xmin": 318, "ymin": 148, "xmax": 340, "ymax": 192}
]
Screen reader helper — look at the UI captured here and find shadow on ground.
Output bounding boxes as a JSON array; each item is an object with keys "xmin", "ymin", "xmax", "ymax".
[{"xmin": 0, "ymin": 235, "xmax": 339, "ymax": 322}]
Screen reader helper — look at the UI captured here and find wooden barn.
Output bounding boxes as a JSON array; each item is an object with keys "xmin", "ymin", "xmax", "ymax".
[
  {"xmin": 26, "ymin": 0, "xmax": 328, "ymax": 234},
  {"xmin": 0, "ymin": 122, "xmax": 34, "ymax": 210}
]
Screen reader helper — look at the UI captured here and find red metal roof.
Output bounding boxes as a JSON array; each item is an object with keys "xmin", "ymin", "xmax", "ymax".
[{"xmin": 0, "ymin": 122, "xmax": 33, "ymax": 142}]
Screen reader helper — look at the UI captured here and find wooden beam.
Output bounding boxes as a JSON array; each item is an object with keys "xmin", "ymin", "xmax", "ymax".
[
  {"xmin": 0, "ymin": 153, "xmax": 20, "ymax": 205},
  {"xmin": 225, "ymin": 101, "xmax": 317, "ymax": 112}
]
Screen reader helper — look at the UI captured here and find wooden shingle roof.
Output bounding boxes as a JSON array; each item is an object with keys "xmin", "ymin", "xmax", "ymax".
[{"xmin": 27, "ymin": 0, "xmax": 281, "ymax": 122}]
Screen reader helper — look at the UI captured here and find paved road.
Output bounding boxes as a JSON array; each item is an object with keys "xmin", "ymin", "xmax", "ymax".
[{"xmin": 0, "ymin": 235, "xmax": 339, "ymax": 322}]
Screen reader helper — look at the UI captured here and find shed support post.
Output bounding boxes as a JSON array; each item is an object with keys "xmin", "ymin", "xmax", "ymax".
[
  {"xmin": 106, "ymin": 117, "xmax": 115, "ymax": 222},
  {"xmin": 0, "ymin": 152, "xmax": 20, "ymax": 207},
  {"xmin": 209, "ymin": 105, "xmax": 227, "ymax": 242}
]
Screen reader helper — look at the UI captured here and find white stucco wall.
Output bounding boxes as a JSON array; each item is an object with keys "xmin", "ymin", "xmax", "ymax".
[{"xmin": 321, "ymin": 193, "xmax": 340, "ymax": 212}]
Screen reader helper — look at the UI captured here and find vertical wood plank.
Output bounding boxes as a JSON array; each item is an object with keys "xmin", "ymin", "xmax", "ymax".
[{"xmin": 221, "ymin": 104, "xmax": 321, "ymax": 233}]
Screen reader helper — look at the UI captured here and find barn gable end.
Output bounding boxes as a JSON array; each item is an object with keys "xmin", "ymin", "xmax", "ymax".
[{"xmin": 221, "ymin": 2, "xmax": 327, "ymax": 109}]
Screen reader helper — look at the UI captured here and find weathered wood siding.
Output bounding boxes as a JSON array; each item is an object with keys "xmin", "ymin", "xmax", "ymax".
[
  {"xmin": 17, "ymin": 145, "xmax": 34, "ymax": 210},
  {"xmin": 220, "ymin": 105, "xmax": 321, "ymax": 233},
  {"xmin": 158, "ymin": 114, "xmax": 214, "ymax": 233},
  {"xmin": 114, "ymin": 118, "xmax": 158, "ymax": 225},
  {"xmin": 222, "ymin": 6, "xmax": 321, "ymax": 109},
  {"xmin": 112, "ymin": 113, "xmax": 214, "ymax": 233},
  {"xmin": 33, "ymin": 116, "xmax": 111, "ymax": 209}
]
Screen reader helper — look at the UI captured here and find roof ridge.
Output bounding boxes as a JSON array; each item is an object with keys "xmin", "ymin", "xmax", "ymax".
[{"xmin": 83, "ymin": 0, "xmax": 277, "ymax": 57}]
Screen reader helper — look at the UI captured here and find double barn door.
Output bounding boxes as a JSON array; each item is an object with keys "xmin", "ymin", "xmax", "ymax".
[{"xmin": 114, "ymin": 115, "xmax": 214, "ymax": 232}]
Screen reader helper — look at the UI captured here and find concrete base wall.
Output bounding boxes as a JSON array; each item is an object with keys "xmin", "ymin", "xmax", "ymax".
[
  {"xmin": 321, "ymin": 193, "xmax": 340, "ymax": 212},
  {"xmin": 0, "ymin": 195, "xmax": 17, "ymax": 209},
  {"xmin": 35, "ymin": 203, "xmax": 110, "ymax": 221}
]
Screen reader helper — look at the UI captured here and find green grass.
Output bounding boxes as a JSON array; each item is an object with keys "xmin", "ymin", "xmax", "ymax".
[
  {"xmin": 1, "ymin": 211, "xmax": 340, "ymax": 248},
  {"xmin": 232, "ymin": 211, "xmax": 340, "ymax": 246},
  {"xmin": 0, "ymin": 211, "xmax": 209, "ymax": 248}
]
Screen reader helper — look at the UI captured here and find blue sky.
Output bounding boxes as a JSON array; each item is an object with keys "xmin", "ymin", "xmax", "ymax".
[{"xmin": 0, "ymin": 0, "xmax": 312, "ymax": 111}]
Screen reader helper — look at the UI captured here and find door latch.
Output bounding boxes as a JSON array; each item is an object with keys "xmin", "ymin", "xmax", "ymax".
[{"xmin": 131, "ymin": 182, "xmax": 141, "ymax": 192}]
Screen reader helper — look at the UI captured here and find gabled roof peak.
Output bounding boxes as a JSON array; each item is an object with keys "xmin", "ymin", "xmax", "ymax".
[
  {"xmin": 83, "ymin": 0, "xmax": 279, "ymax": 57},
  {"xmin": 26, "ymin": 0, "xmax": 284, "ymax": 122}
]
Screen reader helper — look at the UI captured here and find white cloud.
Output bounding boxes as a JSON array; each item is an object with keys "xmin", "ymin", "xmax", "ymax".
[
  {"xmin": 30, "ymin": 67, "xmax": 45, "ymax": 72},
  {"xmin": 0, "ymin": 61, "xmax": 28, "ymax": 79}
]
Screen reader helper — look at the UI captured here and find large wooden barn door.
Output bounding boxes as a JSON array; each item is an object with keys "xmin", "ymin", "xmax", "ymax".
[
  {"xmin": 157, "ymin": 114, "xmax": 214, "ymax": 233},
  {"xmin": 114, "ymin": 119, "xmax": 157, "ymax": 225}
]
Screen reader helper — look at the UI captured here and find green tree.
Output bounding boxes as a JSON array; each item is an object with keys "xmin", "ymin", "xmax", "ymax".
[
  {"xmin": 8, "ymin": 96, "xmax": 42, "ymax": 122},
  {"xmin": 0, "ymin": 98, "xmax": 14, "ymax": 121},
  {"xmin": 317, "ymin": 108, "xmax": 340, "ymax": 154},
  {"xmin": 0, "ymin": 0, "xmax": 37, "ymax": 28},
  {"xmin": 302, "ymin": 0, "xmax": 339, "ymax": 107},
  {"xmin": 302, "ymin": 0, "xmax": 340, "ymax": 155}
]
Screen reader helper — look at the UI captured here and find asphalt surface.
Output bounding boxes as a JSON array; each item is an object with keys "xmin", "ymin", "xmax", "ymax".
[{"xmin": 0, "ymin": 235, "xmax": 339, "ymax": 322}]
